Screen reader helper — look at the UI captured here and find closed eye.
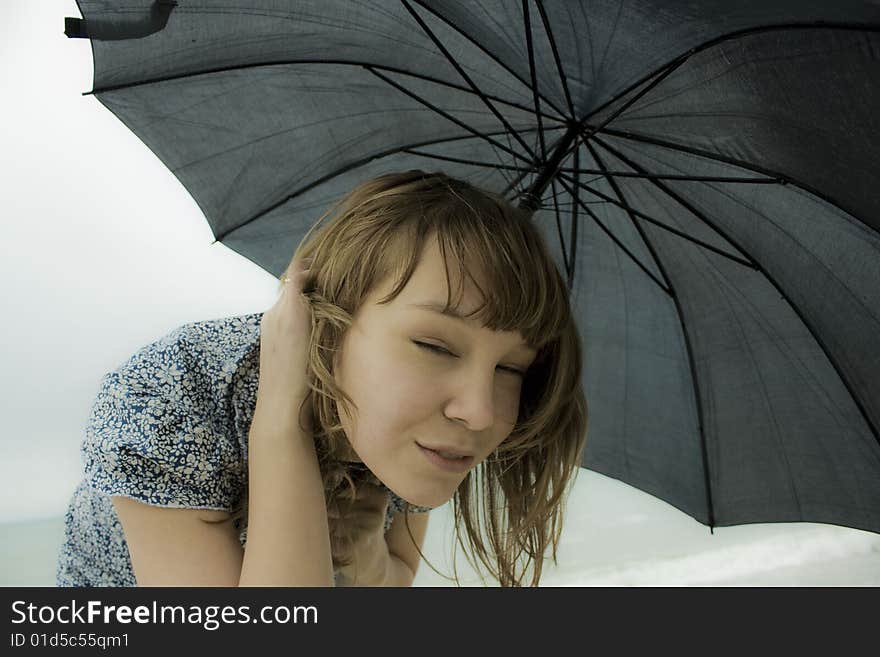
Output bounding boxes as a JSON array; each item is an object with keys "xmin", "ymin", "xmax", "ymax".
[{"xmin": 413, "ymin": 341, "xmax": 526, "ymax": 376}]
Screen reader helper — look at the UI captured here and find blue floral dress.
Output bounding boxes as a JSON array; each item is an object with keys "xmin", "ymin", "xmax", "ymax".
[{"xmin": 56, "ymin": 312, "xmax": 432, "ymax": 587}]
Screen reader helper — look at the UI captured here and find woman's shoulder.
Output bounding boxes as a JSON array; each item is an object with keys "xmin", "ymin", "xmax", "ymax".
[
  {"xmin": 108, "ymin": 312, "xmax": 264, "ymax": 396},
  {"xmin": 175, "ymin": 312, "xmax": 264, "ymax": 354},
  {"xmin": 77, "ymin": 314, "xmax": 264, "ymax": 513},
  {"xmin": 141, "ymin": 312, "xmax": 264, "ymax": 365}
]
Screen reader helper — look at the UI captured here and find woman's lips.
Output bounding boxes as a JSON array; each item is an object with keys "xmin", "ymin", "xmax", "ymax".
[
  {"xmin": 417, "ymin": 443, "xmax": 475, "ymax": 472},
  {"xmin": 416, "ymin": 441, "xmax": 473, "ymax": 458}
]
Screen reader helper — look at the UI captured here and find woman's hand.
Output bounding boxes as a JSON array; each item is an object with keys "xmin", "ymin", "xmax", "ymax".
[
  {"xmin": 329, "ymin": 483, "xmax": 393, "ymax": 586},
  {"xmin": 256, "ymin": 256, "xmax": 314, "ymax": 423}
]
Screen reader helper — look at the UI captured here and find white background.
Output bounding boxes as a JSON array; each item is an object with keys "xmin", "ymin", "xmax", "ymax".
[{"xmin": 1, "ymin": 0, "xmax": 877, "ymax": 586}]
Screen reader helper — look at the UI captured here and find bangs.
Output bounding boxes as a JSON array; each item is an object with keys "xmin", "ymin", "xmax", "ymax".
[{"xmin": 372, "ymin": 178, "xmax": 570, "ymax": 352}]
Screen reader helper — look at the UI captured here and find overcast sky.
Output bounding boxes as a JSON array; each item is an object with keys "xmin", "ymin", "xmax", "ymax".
[{"xmin": 1, "ymin": 1, "xmax": 877, "ymax": 586}]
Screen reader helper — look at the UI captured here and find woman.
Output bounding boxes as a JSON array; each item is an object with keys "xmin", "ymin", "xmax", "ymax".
[{"xmin": 56, "ymin": 170, "xmax": 588, "ymax": 587}]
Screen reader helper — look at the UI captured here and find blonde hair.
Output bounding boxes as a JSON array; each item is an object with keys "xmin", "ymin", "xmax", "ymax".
[{"xmin": 228, "ymin": 170, "xmax": 588, "ymax": 586}]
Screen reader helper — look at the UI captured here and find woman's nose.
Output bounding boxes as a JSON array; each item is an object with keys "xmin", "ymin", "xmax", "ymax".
[{"xmin": 442, "ymin": 368, "xmax": 500, "ymax": 432}]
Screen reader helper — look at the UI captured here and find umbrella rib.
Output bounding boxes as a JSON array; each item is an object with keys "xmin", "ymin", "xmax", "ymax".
[
  {"xmin": 401, "ymin": 148, "xmax": 529, "ymax": 186},
  {"xmin": 364, "ymin": 65, "xmax": 535, "ymax": 166},
  {"xmin": 518, "ymin": 121, "xmax": 586, "ymax": 212},
  {"xmin": 497, "ymin": 123, "xmax": 522, "ymax": 191},
  {"xmin": 593, "ymin": 0, "xmax": 625, "ymax": 82},
  {"xmin": 553, "ymin": 176, "xmax": 672, "ymax": 296},
  {"xmin": 501, "ymin": 165, "xmax": 533, "ymax": 198},
  {"xmin": 407, "ymin": 0, "xmax": 570, "ymax": 120},
  {"xmin": 583, "ymin": 139, "xmax": 717, "ymax": 532},
  {"xmin": 557, "ymin": 170, "xmax": 779, "ymax": 183},
  {"xmin": 501, "ymin": 126, "xmax": 576, "ymax": 198},
  {"xmin": 547, "ymin": 177, "xmax": 571, "ymax": 280},
  {"xmin": 402, "ymin": 135, "xmax": 589, "ymax": 178},
  {"xmin": 534, "ymin": 0, "xmax": 577, "ymax": 121},
  {"xmin": 581, "ymin": 23, "xmax": 880, "ymax": 132},
  {"xmin": 557, "ymin": 171, "xmax": 756, "ymax": 270},
  {"xmin": 504, "ymin": 121, "xmax": 589, "ymax": 201},
  {"xmin": 399, "ymin": 0, "xmax": 538, "ymax": 162},
  {"xmin": 216, "ymin": 127, "xmax": 546, "ymax": 242},
  {"xmin": 592, "ymin": 135, "xmax": 880, "ymax": 448},
  {"xmin": 491, "ymin": 153, "xmax": 517, "ymax": 192},
  {"xmin": 376, "ymin": 63, "xmax": 566, "ymax": 125},
  {"xmin": 584, "ymin": 140, "xmax": 673, "ymax": 293},
  {"xmin": 84, "ymin": 59, "xmax": 566, "ymax": 125},
  {"xmin": 590, "ymin": 134, "xmax": 782, "ymax": 259},
  {"xmin": 545, "ymin": 194, "xmax": 607, "ymax": 206},
  {"xmin": 581, "ymin": 55, "xmax": 689, "ymax": 143},
  {"xmin": 403, "ymin": 142, "xmax": 567, "ymax": 172},
  {"xmin": 543, "ymin": 166, "xmax": 608, "ymax": 203},
  {"xmin": 566, "ymin": 140, "xmax": 581, "ymax": 290},
  {"xmin": 522, "ymin": 0, "xmax": 548, "ymax": 163},
  {"xmin": 590, "ymin": 126, "xmax": 879, "ymax": 239}
]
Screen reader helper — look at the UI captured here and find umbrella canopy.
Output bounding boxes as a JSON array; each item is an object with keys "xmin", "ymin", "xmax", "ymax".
[{"xmin": 65, "ymin": 0, "xmax": 880, "ymax": 535}]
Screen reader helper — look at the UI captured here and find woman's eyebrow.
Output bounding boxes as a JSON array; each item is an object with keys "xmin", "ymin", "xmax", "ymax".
[{"xmin": 406, "ymin": 302, "xmax": 536, "ymax": 355}]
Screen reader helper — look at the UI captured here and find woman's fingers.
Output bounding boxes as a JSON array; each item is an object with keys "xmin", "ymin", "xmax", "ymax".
[{"xmin": 279, "ymin": 256, "xmax": 313, "ymax": 296}]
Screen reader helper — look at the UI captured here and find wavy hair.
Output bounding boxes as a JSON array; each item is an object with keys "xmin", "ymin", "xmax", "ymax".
[{"xmin": 227, "ymin": 170, "xmax": 588, "ymax": 587}]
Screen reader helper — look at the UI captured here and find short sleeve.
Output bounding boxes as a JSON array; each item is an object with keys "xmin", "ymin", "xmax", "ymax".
[{"xmin": 82, "ymin": 327, "xmax": 245, "ymax": 511}]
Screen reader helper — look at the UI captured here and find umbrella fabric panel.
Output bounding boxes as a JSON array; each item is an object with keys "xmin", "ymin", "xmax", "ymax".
[
  {"xmin": 546, "ymin": 143, "xmax": 880, "ymax": 532},
  {"xmin": 533, "ymin": 189, "xmax": 710, "ymax": 525},
  {"xmin": 77, "ymin": 0, "xmax": 548, "ymax": 117},
  {"xmin": 428, "ymin": 0, "xmax": 880, "ymax": 117},
  {"xmin": 590, "ymin": 28, "xmax": 880, "ymax": 232},
  {"xmin": 220, "ymin": 141, "xmax": 545, "ymax": 277},
  {"xmin": 76, "ymin": 0, "xmax": 880, "ymax": 110},
  {"xmin": 608, "ymin": 175, "xmax": 880, "ymax": 533},
  {"xmin": 93, "ymin": 63, "xmax": 541, "ymax": 244},
  {"xmin": 595, "ymin": 135, "xmax": 880, "ymax": 455},
  {"xmin": 548, "ymin": 169, "xmax": 669, "ymax": 283}
]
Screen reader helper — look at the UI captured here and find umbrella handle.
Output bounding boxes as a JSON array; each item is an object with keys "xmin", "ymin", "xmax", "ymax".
[{"xmin": 65, "ymin": 0, "xmax": 177, "ymax": 41}]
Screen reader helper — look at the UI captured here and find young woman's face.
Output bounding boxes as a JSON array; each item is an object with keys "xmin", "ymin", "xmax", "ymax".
[{"xmin": 333, "ymin": 235, "xmax": 537, "ymax": 509}]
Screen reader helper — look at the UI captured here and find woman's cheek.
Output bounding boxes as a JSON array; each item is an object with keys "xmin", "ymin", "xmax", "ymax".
[
  {"xmin": 399, "ymin": 346, "xmax": 439, "ymax": 380},
  {"xmin": 497, "ymin": 385, "xmax": 522, "ymax": 426},
  {"xmin": 403, "ymin": 363, "xmax": 446, "ymax": 400}
]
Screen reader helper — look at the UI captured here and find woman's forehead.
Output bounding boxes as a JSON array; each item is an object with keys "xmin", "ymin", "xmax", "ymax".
[
  {"xmin": 407, "ymin": 237, "xmax": 489, "ymax": 301},
  {"xmin": 364, "ymin": 231, "xmax": 534, "ymax": 332}
]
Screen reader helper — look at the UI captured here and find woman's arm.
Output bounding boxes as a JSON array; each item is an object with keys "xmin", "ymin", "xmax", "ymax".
[
  {"xmin": 238, "ymin": 396, "xmax": 335, "ymax": 587},
  {"xmin": 111, "ymin": 498, "xmax": 245, "ymax": 586},
  {"xmin": 239, "ymin": 254, "xmax": 335, "ymax": 586}
]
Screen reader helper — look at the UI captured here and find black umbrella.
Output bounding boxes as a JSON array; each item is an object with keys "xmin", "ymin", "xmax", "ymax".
[{"xmin": 64, "ymin": 0, "xmax": 880, "ymax": 536}]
